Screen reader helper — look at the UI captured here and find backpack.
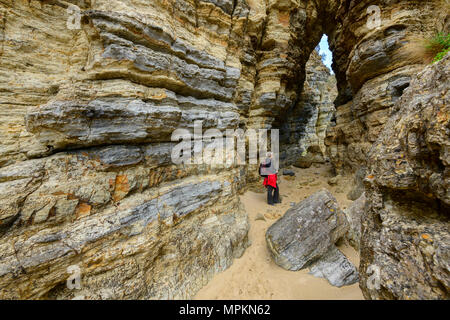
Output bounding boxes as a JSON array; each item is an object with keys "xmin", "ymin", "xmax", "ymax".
[{"xmin": 259, "ymin": 162, "xmax": 270, "ymax": 177}]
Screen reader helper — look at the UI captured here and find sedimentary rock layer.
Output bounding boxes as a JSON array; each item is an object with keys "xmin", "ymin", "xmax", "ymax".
[
  {"xmin": 359, "ymin": 54, "xmax": 449, "ymax": 300},
  {"xmin": 0, "ymin": 0, "xmax": 251, "ymax": 299},
  {"xmin": 0, "ymin": 0, "xmax": 448, "ymax": 300}
]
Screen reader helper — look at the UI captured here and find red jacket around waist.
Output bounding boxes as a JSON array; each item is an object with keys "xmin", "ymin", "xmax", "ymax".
[{"xmin": 263, "ymin": 174, "xmax": 277, "ymax": 188}]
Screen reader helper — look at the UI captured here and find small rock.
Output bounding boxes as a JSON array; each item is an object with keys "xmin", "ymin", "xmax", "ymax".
[
  {"xmin": 294, "ymin": 159, "xmax": 312, "ymax": 168},
  {"xmin": 282, "ymin": 169, "xmax": 295, "ymax": 176},
  {"xmin": 255, "ymin": 213, "xmax": 266, "ymax": 221},
  {"xmin": 327, "ymin": 175, "xmax": 341, "ymax": 186},
  {"xmin": 344, "ymin": 193, "xmax": 366, "ymax": 250}
]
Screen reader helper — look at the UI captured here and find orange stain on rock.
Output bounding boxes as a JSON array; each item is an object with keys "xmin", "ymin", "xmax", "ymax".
[
  {"xmin": 113, "ymin": 175, "xmax": 130, "ymax": 202},
  {"xmin": 76, "ymin": 202, "xmax": 92, "ymax": 219},
  {"xmin": 278, "ymin": 12, "xmax": 290, "ymax": 27},
  {"xmin": 150, "ymin": 92, "xmax": 167, "ymax": 100},
  {"xmin": 421, "ymin": 233, "xmax": 432, "ymax": 241}
]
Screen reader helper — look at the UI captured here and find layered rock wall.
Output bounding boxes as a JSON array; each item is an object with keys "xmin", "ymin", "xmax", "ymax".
[
  {"xmin": 0, "ymin": 0, "xmax": 252, "ymax": 299},
  {"xmin": 279, "ymin": 50, "xmax": 337, "ymax": 167},
  {"xmin": 0, "ymin": 0, "xmax": 448, "ymax": 300},
  {"xmin": 360, "ymin": 54, "xmax": 449, "ymax": 300},
  {"xmin": 325, "ymin": 0, "xmax": 447, "ymax": 174}
]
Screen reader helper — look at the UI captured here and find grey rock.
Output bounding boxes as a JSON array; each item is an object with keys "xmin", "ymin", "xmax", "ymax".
[
  {"xmin": 347, "ymin": 167, "xmax": 366, "ymax": 200},
  {"xmin": 265, "ymin": 189, "xmax": 349, "ymax": 271},
  {"xmin": 327, "ymin": 175, "xmax": 341, "ymax": 186},
  {"xmin": 255, "ymin": 213, "xmax": 266, "ymax": 221},
  {"xmin": 26, "ymin": 96, "xmax": 239, "ymax": 151},
  {"xmin": 344, "ymin": 193, "xmax": 366, "ymax": 250},
  {"xmin": 309, "ymin": 246, "xmax": 359, "ymax": 287},
  {"xmin": 282, "ymin": 169, "xmax": 295, "ymax": 176},
  {"xmin": 79, "ymin": 145, "xmax": 144, "ymax": 168}
]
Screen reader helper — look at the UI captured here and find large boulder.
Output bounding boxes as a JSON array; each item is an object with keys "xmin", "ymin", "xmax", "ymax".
[
  {"xmin": 266, "ymin": 189, "xmax": 348, "ymax": 270},
  {"xmin": 266, "ymin": 189, "xmax": 359, "ymax": 287}
]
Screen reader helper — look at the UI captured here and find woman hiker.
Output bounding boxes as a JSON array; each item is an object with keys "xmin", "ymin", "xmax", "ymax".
[{"xmin": 261, "ymin": 152, "xmax": 280, "ymax": 205}]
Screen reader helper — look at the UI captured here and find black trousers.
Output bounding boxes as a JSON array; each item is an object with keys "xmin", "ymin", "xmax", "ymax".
[{"xmin": 267, "ymin": 184, "xmax": 280, "ymax": 204}]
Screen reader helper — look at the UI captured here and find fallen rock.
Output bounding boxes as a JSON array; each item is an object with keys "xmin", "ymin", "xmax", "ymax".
[
  {"xmin": 309, "ymin": 246, "xmax": 359, "ymax": 287},
  {"xmin": 255, "ymin": 213, "xmax": 266, "ymax": 222},
  {"xmin": 265, "ymin": 189, "xmax": 349, "ymax": 271},
  {"xmin": 282, "ymin": 169, "xmax": 295, "ymax": 176},
  {"xmin": 327, "ymin": 175, "xmax": 341, "ymax": 186},
  {"xmin": 293, "ymin": 158, "xmax": 312, "ymax": 168}
]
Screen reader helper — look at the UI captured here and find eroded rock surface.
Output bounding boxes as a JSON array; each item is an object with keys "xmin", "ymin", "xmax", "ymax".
[
  {"xmin": 344, "ymin": 193, "xmax": 366, "ymax": 251},
  {"xmin": 266, "ymin": 189, "xmax": 358, "ymax": 287},
  {"xmin": 0, "ymin": 0, "xmax": 448, "ymax": 300},
  {"xmin": 360, "ymin": 54, "xmax": 450, "ymax": 300},
  {"xmin": 309, "ymin": 246, "xmax": 359, "ymax": 287},
  {"xmin": 0, "ymin": 0, "xmax": 252, "ymax": 300},
  {"xmin": 265, "ymin": 189, "xmax": 348, "ymax": 269},
  {"xmin": 279, "ymin": 50, "xmax": 337, "ymax": 167}
]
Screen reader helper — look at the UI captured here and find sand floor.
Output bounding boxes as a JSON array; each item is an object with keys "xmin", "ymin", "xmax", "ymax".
[{"xmin": 194, "ymin": 164, "xmax": 364, "ymax": 300}]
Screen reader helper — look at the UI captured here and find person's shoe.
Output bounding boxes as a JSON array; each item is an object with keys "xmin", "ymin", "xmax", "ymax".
[{"xmin": 268, "ymin": 203, "xmax": 274, "ymax": 206}]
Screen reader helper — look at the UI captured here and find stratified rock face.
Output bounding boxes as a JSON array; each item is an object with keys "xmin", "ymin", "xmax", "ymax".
[
  {"xmin": 266, "ymin": 189, "xmax": 358, "ymax": 287},
  {"xmin": 325, "ymin": 0, "xmax": 446, "ymax": 174},
  {"xmin": 265, "ymin": 189, "xmax": 348, "ymax": 270},
  {"xmin": 359, "ymin": 54, "xmax": 450, "ymax": 300},
  {"xmin": 0, "ymin": 0, "xmax": 448, "ymax": 300},
  {"xmin": 279, "ymin": 50, "xmax": 337, "ymax": 167},
  {"xmin": 0, "ymin": 0, "xmax": 252, "ymax": 299}
]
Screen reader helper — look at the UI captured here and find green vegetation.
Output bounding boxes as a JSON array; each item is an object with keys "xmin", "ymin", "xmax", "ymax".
[{"xmin": 425, "ymin": 32, "xmax": 450, "ymax": 63}]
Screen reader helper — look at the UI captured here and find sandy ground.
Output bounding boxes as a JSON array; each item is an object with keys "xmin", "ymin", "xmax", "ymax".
[{"xmin": 194, "ymin": 164, "xmax": 364, "ymax": 300}]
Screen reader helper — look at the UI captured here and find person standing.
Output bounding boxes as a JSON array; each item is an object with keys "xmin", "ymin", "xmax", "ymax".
[{"xmin": 261, "ymin": 152, "xmax": 280, "ymax": 205}]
